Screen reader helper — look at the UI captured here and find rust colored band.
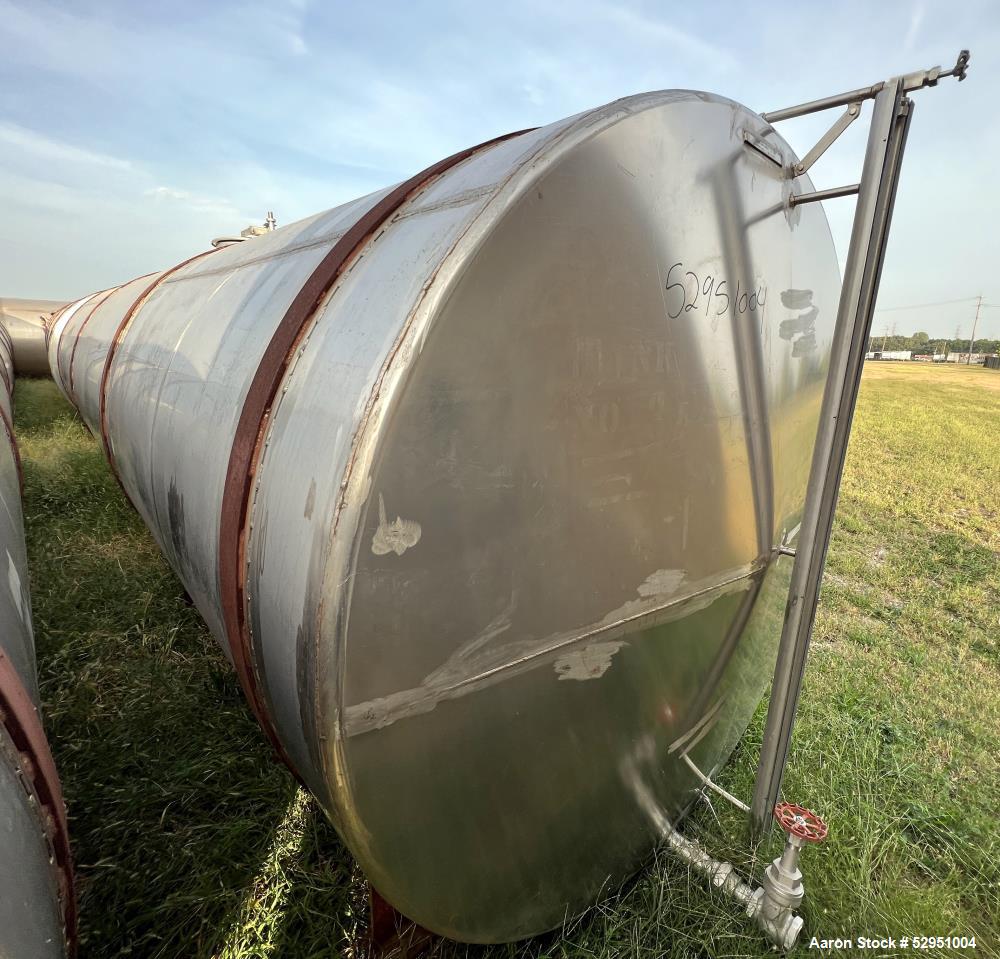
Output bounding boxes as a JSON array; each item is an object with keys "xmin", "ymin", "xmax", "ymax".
[
  {"xmin": 96, "ymin": 254, "xmax": 217, "ymax": 496},
  {"xmin": 0, "ymin": 650, "xmax": 77, "ymax": 956},
  {"xmin": 0, "ymin": 332, "xmax": 13, "ymax": 398},
  {"xmin": 65, "ymin": 287, "xmax": 118, "ymax": 404},
  {"xmin": 0, "ymin": 403, "xmax": 24, "ymax": 494},
  {"xmin": 218, "ymin": 129, "xmax": 532, "ymax": 769},
  {"xmin": 0, "ymin": 322, "xmax": 14, "ymax": 389},
  {"xmin": 44, "ymin": 304, "xmax": 70, "ymax": 350},
  {"xmin": 57, "ymin": 293, "xmax": 100, "ymax": 392}
]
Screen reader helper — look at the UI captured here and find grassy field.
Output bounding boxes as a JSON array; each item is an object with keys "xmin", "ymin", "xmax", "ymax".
[{"xmin": 16, "ymin": 362, "xmax": 998, "ymax": 959}]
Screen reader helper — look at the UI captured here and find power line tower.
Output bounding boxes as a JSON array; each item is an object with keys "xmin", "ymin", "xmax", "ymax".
[{"xmin": 967, "ymin": 295, "xmax": 982, "ymax": 365}]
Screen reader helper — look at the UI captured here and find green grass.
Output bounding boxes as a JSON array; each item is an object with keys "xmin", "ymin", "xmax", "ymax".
[{"xmin": 15, "ymin": 363, "xmax": 999, "ymax": 959}]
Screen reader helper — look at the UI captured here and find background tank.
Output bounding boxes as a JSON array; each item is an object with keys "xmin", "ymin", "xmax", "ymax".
[
  {"xmin": 0, "ymin": 297, "xmax": 67, "ymax": 376},
  {"xmin": 0, "ymin": 315, "xmax": 76, "ymax": 956},
  {"xmin": 47, "ymin": 90, "xmax": 839, "ymax": 941}
]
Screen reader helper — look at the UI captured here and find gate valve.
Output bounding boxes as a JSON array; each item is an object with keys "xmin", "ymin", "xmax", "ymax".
[{"xmin": 748, "ymin": 803, "xmax": 829, "ymax": 951}]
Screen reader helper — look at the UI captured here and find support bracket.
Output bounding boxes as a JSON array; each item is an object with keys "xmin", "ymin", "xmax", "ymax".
[
  {"xmin": 794, "ymin": 102, "xmax": 861, "ymax": 176},
  {"xmin": 750, "ymin": 52, "xmax": 970, "ymax": 835}
]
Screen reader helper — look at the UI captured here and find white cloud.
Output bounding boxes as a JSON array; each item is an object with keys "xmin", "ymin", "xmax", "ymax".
[
  {"xmin": 0, "ymin": 122, "xmax": 132, "ymax": 171},
  {"xmin": 589, "ymin": 2, "xmax": 739, "ymax": 71},
  {"xmin": 904, "ymin": 2, "xmax": 925, "ymax": 51},
  {"xmin": 144, "ymin": 185, "xmax": 243, "ymax": 218},
  {"xmin": 0, "ymin": 0, "xmax": 996, "ymax": 336}
]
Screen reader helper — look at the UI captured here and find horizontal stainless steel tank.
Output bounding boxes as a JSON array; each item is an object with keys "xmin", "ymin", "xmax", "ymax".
[
  {"xmin": 48, "ymin": 90, "xmax": 839, "ymax": 942},
  {"xmin": 0, "ymin": 298, "xmax": 67, "ymax": 376},
  {"xmin": 0, "ymin": 320, "xmax": 76, "ymax": 956}
]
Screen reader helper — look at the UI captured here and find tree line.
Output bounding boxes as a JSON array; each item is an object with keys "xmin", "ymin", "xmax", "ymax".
[{"xmin": 865, "ymin": 331, "xmax": 1000, "ymax": 355}]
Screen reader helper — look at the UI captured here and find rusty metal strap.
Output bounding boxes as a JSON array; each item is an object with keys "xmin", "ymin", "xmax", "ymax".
[
  {"xmin": 66, "ymin": 286, "xmax": 119, "ymax": 404},
  {"xmin": 0, "ymin": 326, "xmax": 14, "ymax": 396},
  {"xmin": 0, "ymin": 357, "xmax": 12, "ymax": 401},
  {"xmin": 0, "ymin": 404, "xmax": 24, "ymax": 494},
  {"xmin": 218, "ymin": 128, "xmax": 532, "ymax": 774},
  {"xmin": 0, "ymin": 650, "xmax": 76, "ymax": 956},
  {"xmin": 44, "ymin": 304, "xmax": 70, "ymax": 350},
  {"xmin": 96, "ymin": 256, "xmax": 217, "ymax": 507}
]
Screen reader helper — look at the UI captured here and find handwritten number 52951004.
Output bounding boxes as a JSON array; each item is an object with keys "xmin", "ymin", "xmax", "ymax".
[{"xmin": 664, "ymin": 261, "xmax": 765, "ymax": 320}]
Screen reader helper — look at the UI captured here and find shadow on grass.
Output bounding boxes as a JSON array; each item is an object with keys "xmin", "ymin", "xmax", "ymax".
[
  {"xmin": 13, "ymin": 371, "xmax": 998, "ymax": 958},
  {"xmin": 13, "ymin": 380, "xmax": 776, "ymax": 959},
  {"xmin": 15, "ymin": 380, "xmax": 361, "ymax": 958}
]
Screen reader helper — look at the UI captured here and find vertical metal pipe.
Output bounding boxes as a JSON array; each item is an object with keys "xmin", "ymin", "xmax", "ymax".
[
  {"xmin": 751, "ymin": 79, "xmax": 914, "ymax": 831},
  {"xmin": 967, "ymin": 295, "xmax": 981, "ymax": 364}
]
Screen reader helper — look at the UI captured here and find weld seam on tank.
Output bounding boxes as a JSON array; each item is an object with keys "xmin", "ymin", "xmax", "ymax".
[
  {"xmin": 305, "ymin": 105, "xmax": 683, "ymax": 860},
  {"xmin": 0, "ymin": 655, "xmax": 76, "ymax": 954},
  {"xmin": 256, "ymin": 129, "xmax": 543, "ymax": 786},
  {"xmin": 0, "ymin": 336, "xmax": 13, "ymax": 398},
  {"xmin": 45, "ymin": 304, "xmax": 69, "ymax": 353},
  {"xmin": 0, "ymin": 361, "xmax": 76, "ymax": 954},
  {"xmin": 1, "ymin": 309, "xmax": 77, "ymax": 952},
  {"xmin": 67, "ymin": 287, "xmax": 118, "ymax": 404},
  {"xmin": 0, "ymin": 358, "xmax": 11, "ymax": 400},
  {"xmin": 306, "ymin": 94, "xmax": 746, "ymax": 882},
  {"xmin": 47, "ymin": 293, "xmax": 99, "ymax": 404},
  {"xmin": 0, "ymin": 405, "xmax": 24, "ymax": 493},
  {"xmin": 57, "ymin": 295, "xmax": 99, "ymax": 394},
  {"xmin": 218, "ymin": 127, "xmax": 534, "ymax": 781},
  {"xmin": 97, "ymin": 265, "xmax": 204, "ymax": 488},
  {"xmin": 42, "ymin": 90, "xmax": 839, "ymax": 942}
]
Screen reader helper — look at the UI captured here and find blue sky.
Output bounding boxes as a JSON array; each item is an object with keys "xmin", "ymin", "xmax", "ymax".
[{"xmin": 1, "ymin": 0, "xmax": 996, "ymax": 338}]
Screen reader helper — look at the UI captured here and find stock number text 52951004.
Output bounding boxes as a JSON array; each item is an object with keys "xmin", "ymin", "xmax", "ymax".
[{"xmin": 663, "ymin": 261, "xmax": 766, "ymax": 321}]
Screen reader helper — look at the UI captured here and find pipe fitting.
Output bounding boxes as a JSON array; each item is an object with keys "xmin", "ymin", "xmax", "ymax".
[
  {"xmin": 747, "ymin": 834, "xmax": 807, "ymax": 951},
  {"xmin": 747, "ymin": 803, "xmax": 828, "ymax": 951}
]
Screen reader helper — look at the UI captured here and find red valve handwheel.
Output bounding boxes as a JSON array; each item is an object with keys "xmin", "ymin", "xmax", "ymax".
[{"xmin": 774, "ymin": 802, "xmax": 828, "ymax": 842}]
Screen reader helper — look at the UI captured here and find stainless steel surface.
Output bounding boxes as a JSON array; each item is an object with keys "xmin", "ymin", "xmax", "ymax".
[
  {"xmin": 647, "ymin": 803, "xmax": 806, "ymax": 951},
  {"xmin": 0, "ymin": 314, "xmax": 74, "ymax": 956},
  {"xmin": 57, "ymin": 287, "xmax": 121, "ymax": 406},
  {"xmin": 752, "ymin": 79, "xmax": 915, "ymax": 831},
  {"xmin": 0, "ymin": 392, "xmax": 34, "ymax": 699},
  {"xmin": 0, "ymin": 320, "xmax": 14, "ymax": 422},
  {"xmin": 789, "ymin": 183, "xmax": 862, "ymax": 206},
  {"xmin": 0, "ymin": 298, "xmax": 67, "ymax": 375},
  {"xmin": 70, "ymin": 277, "xmax": 154, "ymax": 429},
  {"xmin": 750, "ymin": 805, "xmax": 827, "ymax": 952},
  {"xmin": 47, "ymin": 293, "xmax": 99, "ymax": 404},
  {"xmin": 680, "ymin": 753, "xmax": 750, "ymax": 813},
  {"xmin": 0, "ymin": 727, "xmax": 66, "ymax": 959},
  {"xmin": 794, "ymin": 103, "xmax": 861, "ymax": 176},
  {"xmin": 49, "ymin": 91, "xmax": 841, "ymax": 941}
]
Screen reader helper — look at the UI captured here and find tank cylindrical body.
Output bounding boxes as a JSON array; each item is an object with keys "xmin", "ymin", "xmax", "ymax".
[
  {"xmin": 0, "ymin": 298, "xmax": 67, "ymax": 376},
  {"xmin": 49, "ymin": 91, "xmax": 839, "ymax": 941},
  {"xmin": 0, "ymin": 320, "xmax": 75, "ymax": 956}
]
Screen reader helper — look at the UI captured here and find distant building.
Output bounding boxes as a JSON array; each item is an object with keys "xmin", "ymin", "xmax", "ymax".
[
  {"xmin": 945, "ymin": 353, "xmax": 985, "ymax": 364},
  {"xmin": 865, "ymin": 350, "xmax": 912, "ymax": 361}
]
